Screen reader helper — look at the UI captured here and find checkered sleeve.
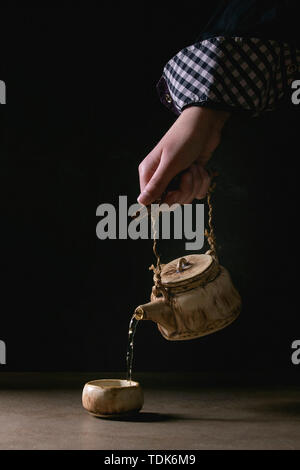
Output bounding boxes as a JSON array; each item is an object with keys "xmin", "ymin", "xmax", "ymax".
[{"xmin": 157, "ymin": 36, "xmax": 300, "ymax": 117}]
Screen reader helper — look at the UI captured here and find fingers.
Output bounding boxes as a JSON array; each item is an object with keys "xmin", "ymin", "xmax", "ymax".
[
  {"xmin": 138, "ymin": 144, "xmax": 212, "ymax": 206},
  {"xmin": 163, "ymin": 163, "xmax": 211, "ymax": 205},
  {"xmin": 189, "ymin": 163, "xmax": 202, "ymax": 202},
  {"xmin": 195, "ymin": 164, "xmax": 211, "ymax": 200},
  {"xmin": 163, "ymin": 169, "xmax": 194, "ymax": 205},
  {"xmin": 138, "ymin": 147, "xmax": 161, "ymax": 195},
  {"xmin": 138, "ymin": 159, "xmax": 176, "ymax": 206}
]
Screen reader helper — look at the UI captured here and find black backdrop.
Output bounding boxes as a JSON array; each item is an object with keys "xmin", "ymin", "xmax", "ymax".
[{"xmin": 0, "ymin": 6, "xmax": 299, "ymax": 377}]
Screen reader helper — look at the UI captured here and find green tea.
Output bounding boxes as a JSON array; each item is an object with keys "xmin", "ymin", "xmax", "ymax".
[{"xmin": 126, "ymin": 313, "xmax": 140, "ymax": 384}]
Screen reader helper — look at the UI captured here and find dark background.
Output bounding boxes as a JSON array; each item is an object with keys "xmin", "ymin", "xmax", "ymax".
[{"xmin": 0, "ymin": 6, "xmax": 299, "ymax": 378}]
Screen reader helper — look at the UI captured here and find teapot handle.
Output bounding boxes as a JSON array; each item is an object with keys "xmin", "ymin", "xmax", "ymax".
[{"xmin": 204, "ymin": 180, "xmax": 218, "ymax": 263}]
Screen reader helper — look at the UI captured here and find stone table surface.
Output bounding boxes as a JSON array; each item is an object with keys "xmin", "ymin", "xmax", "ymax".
[{"xmin": 0, "ymin": 372, "xmax": 300, "ymax": 450}]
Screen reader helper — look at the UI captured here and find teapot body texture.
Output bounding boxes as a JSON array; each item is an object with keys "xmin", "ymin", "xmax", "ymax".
[{"xmin": 135, "ymin": 254, "xmax": 241, "ymax": 341}]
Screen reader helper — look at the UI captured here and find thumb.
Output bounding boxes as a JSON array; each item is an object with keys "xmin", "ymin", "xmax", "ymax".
[{"xmin": 138, "ymin": 161, "xmax": 175, "ymax": 206}]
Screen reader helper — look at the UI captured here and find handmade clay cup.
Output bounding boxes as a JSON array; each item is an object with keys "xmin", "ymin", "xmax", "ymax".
[{"xmin": 82, "ymin": 379, "xmax": 144, "ymax": 418}]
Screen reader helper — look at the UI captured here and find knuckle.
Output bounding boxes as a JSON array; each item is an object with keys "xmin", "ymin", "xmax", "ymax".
[
  {"xmin": 161, "ymin": 143, "xmax": 172, "ymax": 157},
  {"xmin": 146, "ymin": 180, "xmax": 159, "ymax": 195}
]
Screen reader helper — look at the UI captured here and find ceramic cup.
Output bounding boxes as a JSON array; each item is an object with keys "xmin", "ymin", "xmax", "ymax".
[{"xmin": 82, "ymin": 379, "xmax": 144, "ymax": 418}]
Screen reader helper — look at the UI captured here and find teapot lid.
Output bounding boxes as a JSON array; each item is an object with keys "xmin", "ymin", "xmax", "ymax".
[{"xmin": 160, "ymin": 254, "xmax": 215, "ymax": 287}]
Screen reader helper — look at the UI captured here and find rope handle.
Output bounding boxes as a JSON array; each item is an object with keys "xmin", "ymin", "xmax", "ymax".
[
  {"xmin": 149, "ymin": 169, "xmax": 219, "ymax": 297},
  {"xmin": 204, "ymin": 177, "xmax": 218, "ymax": 262}
]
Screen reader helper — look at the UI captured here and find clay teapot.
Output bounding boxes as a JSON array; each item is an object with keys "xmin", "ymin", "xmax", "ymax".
[{"xmin": 134, "ymin": 252, "xmax": 241, "ymax": 341}]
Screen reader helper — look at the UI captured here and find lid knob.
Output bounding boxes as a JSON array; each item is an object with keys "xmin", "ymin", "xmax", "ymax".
[{"xmin": 176, "ymin": 257, "xmax": 191, "ymax": 273}]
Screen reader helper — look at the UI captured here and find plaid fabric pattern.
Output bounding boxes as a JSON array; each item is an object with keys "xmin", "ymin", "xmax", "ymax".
[{"xmin": 157, "ymin": 37, "xmax": 300, "ymax": 116}]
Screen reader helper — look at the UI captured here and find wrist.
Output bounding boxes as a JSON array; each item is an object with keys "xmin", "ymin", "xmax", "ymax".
[{"xmin": 182, "ymin": 105, "xmax": 230, "ymax": 129}]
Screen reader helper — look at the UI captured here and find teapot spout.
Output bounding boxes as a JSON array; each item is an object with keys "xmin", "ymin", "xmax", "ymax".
[{"xmin": 134, "ymin": 299, "xmax": 174, "ymax": 332}]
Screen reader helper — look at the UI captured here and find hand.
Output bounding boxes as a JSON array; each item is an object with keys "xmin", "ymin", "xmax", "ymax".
[{"xmin": 138, "ymin": 106, "xmax": 230, "ymax": 206}]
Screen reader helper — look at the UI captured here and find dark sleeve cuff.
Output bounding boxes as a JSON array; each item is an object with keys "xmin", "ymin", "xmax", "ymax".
[{"xmin": 156, "ymin": 76, "xmax": 180, "ymax": 116}]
